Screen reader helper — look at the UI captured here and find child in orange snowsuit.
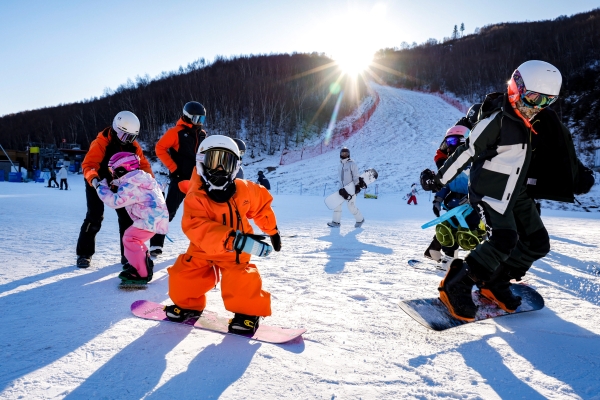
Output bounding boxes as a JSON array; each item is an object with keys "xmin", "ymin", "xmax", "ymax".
[{"xmin": 165, "ymin": 135, "xmax": 281, "ymax": 334}]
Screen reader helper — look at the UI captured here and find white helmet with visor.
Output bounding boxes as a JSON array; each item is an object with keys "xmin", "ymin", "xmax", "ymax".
[{"xmin": 196, "ymin": 135, "xmax": 241, "ymax": 191}]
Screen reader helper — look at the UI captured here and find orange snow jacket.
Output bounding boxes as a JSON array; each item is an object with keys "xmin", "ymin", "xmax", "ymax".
[
  {"xmin": 181, "ymin": 169, "xmax": 278, "ymax": 263},
  {"xmin": 82, "ymin": 127, "xmax": 153, "ymax": 186},
  {"xmin": 155, "ymin": 118, "xmax": 206, "ymax": 174}
]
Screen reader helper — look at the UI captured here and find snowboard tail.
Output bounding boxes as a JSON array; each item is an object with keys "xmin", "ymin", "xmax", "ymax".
[
  {"xmin": 399, "ymin": 284, "xmax": 544, "ymax": 331},
  {"xmin": 325, "ymin": 168, "xmax": 378, "ymax": 210},
  {"xmin": 131, "ymin": 300, "xmax": 306, "ymax": 344}
]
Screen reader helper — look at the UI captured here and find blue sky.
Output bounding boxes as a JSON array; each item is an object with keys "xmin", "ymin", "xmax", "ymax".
[{"xmin": 1, "ymin": 0, "xmax": 598, "ymax": 116}]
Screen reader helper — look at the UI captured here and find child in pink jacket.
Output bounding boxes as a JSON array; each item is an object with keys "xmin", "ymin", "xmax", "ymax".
[{"xmin": 93, "ymin": 152, "xmax": 169, "ymax": 285}]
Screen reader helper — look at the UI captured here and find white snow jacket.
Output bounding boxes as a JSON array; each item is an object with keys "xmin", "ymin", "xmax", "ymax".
[
  {"xmin": 338, "ymin": 158, "xmax": 359, "ymax": 188},
  {"xmin": 58, "ymin": 167, "xmax": 68, "ymax": 180},
  {"xmin": 96, "ymin": 170, "xmax": 169, "ymax": 234}
]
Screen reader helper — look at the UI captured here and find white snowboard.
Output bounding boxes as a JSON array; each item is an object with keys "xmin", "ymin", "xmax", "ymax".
[{"xmin": 324, "ymin": 168, "xmax": 378, "ymax": 210}]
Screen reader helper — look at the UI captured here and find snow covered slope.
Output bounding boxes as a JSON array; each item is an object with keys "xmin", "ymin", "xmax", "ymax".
[{"xmin": 1, "ymin": 84, "xmax": 600, "ymax": 399}]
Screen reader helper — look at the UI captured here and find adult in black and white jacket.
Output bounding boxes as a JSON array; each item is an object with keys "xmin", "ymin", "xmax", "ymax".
[
  {"xmin": 420, "ymin": 60, "xmax": 594, "ymax": 322},
  {"xmin": 328, "ymin": 147, "xmax": 365, "ymax": 228}
]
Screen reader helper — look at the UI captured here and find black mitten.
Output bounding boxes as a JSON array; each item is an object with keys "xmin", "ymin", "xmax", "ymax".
[{"xmin": 339, "ymin": 188, "xmax": 352, "ymax": 200}]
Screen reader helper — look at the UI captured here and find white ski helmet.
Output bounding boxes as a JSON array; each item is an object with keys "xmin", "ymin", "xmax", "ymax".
[
  {"xmin": 196, "ymin": 135, "xmax": 241, "ymax": 191},
  {"xmin": 112, "ymin": 111, "xmax": 140, "ymax": 144},
  {"xmin": 508, "ymin": 60, "xmax": 562, "ymax": 107}
]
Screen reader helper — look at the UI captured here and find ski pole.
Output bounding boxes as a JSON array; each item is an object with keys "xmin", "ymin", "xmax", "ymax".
[{"xmin": 166, "ymin": 235, "xmax": 174, "ymax": 243}]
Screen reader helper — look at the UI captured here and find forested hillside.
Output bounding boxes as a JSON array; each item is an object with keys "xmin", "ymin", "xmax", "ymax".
[
  {"xmin": 373, "ymin": 8, "xmax": 600, "ymax": 157},
  {"xmin": 0, "ymin": 53, "xmax": 367, "ymax": 156}
]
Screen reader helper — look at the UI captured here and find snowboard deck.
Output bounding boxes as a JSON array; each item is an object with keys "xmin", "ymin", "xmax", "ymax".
[
  {"xmin": 325, "ymin": 168, "xmax": 378, "ymax": 210},
  {"xmin": 131, "ymin": 300, "xmax": 306, "ymax": 344},
  {"xmin": 399, "ymin": 284, "xmax": 544, "ymax": 331},
  {"xmin": 407, "ymin": 259, "xmax": 447, "ymax": 272}
]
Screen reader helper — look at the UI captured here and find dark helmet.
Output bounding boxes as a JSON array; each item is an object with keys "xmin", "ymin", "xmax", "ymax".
[
  {"xmin": 340, "ymin": 147, "xmax": 350, "ymax": 159},
  {"xmin": 232, "ymin": 138, "xmax": 246, "ymax": 158},
  {"xmin": 466, "ymin": 103, "xmax": 482, "ymax": 126},
  {"xmin": 258, "ymin": 170, "xmax": 264, "ymax": 176},
  {"xmin": 183, "ymin": 101, "xmax": 206, "ymax": 126}
]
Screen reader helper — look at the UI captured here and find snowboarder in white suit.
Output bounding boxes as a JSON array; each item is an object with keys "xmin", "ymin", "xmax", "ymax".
[{"xmin": 328, "ymin": 147, "xmax": 365, "ymax": 228}]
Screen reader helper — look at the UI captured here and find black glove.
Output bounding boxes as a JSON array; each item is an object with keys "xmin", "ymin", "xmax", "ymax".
[
  {"xmin": 170, "ymin": 168, "xmax": 182, "ymax": 180},
  {"xmin": 270, "ymin": 231, "xmax": 282, "ymax": 252},
  {"xmin": 574, "ymin": 166, "xmax": 595, "ymax": 195},
  {"xmin": 339, "ymin": 188, "xmax": 352, "ymax": 200},
  {"xmin": 420, "ymin": 169, "xmax": 443, "ymax": 192},
  {"xmin": 354, "ymin": 184, "xmax": 361, "ymax": 194},
  {"xmin": 432, "ymin": 196, "xmax": 443, "ymax": 217},
  {"xmin": 358, "ymin": 177, "xmax": 367, "ymax": 189}
]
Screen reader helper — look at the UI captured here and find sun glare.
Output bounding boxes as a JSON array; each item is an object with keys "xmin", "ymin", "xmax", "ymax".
[{"xmin": 335, "ymin": 52, "xmax": 374, "ymax": 76}]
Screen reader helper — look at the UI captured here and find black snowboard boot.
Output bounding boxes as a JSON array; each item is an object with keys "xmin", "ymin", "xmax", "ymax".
[
  {"xmin": 228, "ymin": 313, "xmax": 260, "ymax": 335},
  {"xmin": 77, "ymin": 255, "xmax": 92, "ymax": 268},
  {"xmin": 149, "ymin": 246, "xmax": 162, "ymax": 258},
  {"xmin": 424, "ymin": 236, "xmax": 443, "ymax": 262},
  {"xmin": 145, "ymin": 253, "xmax": 154, "ymax": 282},
  {"xmin": 479, "ymin": 264, "xmax": 522, "ymax": 312},
  {"xmin": 118, "ymin": 263, "xmax": 150, "ymax": 285},
  {"xmin": 164, "ymin": 304, "xmax": 203, "ymax": 322},
  {"xmin": 438, "ymin": 259, "xmax": 477, "ymax": 321}
]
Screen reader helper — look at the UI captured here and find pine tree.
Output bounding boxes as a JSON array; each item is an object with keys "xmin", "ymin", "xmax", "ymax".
[
  {"xmin": 460, "ymin": 23, "xmax": 465, "ymax": 37},
  {"xmin": 452, "ymin": 25, "xmax": 459, "ymax": 40}
]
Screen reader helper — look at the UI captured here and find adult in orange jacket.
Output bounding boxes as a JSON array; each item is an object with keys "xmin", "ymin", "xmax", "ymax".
[
  {"xmin": 164, "ymin": 135, "xmax": 282, "ymax": 336},
  {"xmin": 75, "ymin": 111, "xmax": 153, "ymax": 268},
  {"xmin": 149, "ymin": 101, "xmax": 207, "ymax": 257}
]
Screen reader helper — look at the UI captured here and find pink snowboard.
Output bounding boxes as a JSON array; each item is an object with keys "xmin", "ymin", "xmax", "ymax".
[{"xmin": 131, "ymin": 300, "xmax": 306, "ymax": 344}]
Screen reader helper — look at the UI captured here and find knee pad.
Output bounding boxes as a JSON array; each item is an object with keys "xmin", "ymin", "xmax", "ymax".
[
  {"xmin": 488, "ymin": 229, "xmax": 518, "ymax": 255},
  {"xmin": 526, "ymin": 228, "xmax": 550, "ymax": 257}
]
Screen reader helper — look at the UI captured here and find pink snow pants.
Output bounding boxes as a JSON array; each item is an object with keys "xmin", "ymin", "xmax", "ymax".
[{"xmin": 123, "ymin": 226, "xmax": 154, "ymax": 277}]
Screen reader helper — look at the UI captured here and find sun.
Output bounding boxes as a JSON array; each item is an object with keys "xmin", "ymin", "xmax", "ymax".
[{"xmin": 335, "ymin": 50, "xmax": 374, "ymax": 76}]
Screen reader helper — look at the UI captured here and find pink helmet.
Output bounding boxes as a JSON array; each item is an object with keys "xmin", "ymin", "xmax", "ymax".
[
  {"xmin": 108, "ymin": 152, "xmax": 140, "ymax": 177},
  {"xmin": 445, "ymin": 125, "xmax": 469, "ymax": 138}
]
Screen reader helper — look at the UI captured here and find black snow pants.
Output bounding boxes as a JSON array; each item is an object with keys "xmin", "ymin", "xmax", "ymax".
[{"xmin": 76, "ymin": 180, "xmax": 133, "ymax": 260}]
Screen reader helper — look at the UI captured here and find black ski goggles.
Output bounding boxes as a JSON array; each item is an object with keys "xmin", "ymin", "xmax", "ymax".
[{"xmin": 201, "ymin": 149, "xmax": 238, "ymax": 174}]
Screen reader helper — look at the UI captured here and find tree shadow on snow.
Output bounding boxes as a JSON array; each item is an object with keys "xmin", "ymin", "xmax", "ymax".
[
  {"xmin": 145, "ymin": 335, "xmax": 260, "ymax": 399},
  {"xmin": 64, "ymin": 323, "xmax": 191, "ymax": 399},
  {"xmin": 317, "ymin": 229, "xmax": 393, "ymax": 274},
  {"xmin": 0, "ymin": 265, "xmax": 76, "ymax": 294},
  {"xmin": 0, "ymin": 263, "xmax": 170, "ymax": 393},
  {"xmin": 405, "ymin": 286, "xmax": 600, "ymax": 398},
  {"xmin": 548, "ymin": 235, "xmax": 597, "ymax": 248},
  {"xmin": 534, "ymin": 253, "xmax": 600, "ymax": 306}
]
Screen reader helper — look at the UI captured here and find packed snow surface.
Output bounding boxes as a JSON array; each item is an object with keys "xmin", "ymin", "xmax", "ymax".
[{"xmin": 1, "ymin": 84, "xmax": 600, "ymax": 399}]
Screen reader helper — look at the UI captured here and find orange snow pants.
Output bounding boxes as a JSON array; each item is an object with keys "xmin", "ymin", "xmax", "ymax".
[{"xmin": 168, "ymin": 253, "xmax": 272, "ymax": 317}]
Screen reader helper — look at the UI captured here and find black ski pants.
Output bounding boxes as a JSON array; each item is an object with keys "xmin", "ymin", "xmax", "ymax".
[
  {"xmin": 48, "ymin": 177, "xmax": 58, "ymax": 187},
  {"xmin": 76, "ymin": 180, "xmax": 133, "ymax": 260},
  {"xmin": 149, "ymin": 178, "xmax": 185, "ymax": 248},
  {"xmin": 466, "ymin": 188, "xmax": 550, "ymax": 279},
  {"xmin": 60, "ymin": 179, "xmax": 68, "ymax": 190}
]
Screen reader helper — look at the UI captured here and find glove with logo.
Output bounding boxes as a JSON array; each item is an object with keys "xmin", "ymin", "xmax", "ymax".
[
  {"xmin": 339, "ymin": 188, "xmax": 352, "ymax": 200},
  {"xmin": 420, "ymin": 169, "xmax": 443, "ymax": 192}
]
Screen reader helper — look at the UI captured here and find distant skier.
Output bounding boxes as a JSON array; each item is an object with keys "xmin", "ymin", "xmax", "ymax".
[
  {"xmin": 58, "ymin": 165, "xmax": 68, "ymax": 190},
  {"xmin": 327, "ymin": 147, "xmax": 364, "ymax": 228},
  {"xmin": 233, "ymin": 138, "xmax": 246, "ymax": 179},
  {"xmin": 257, "ymin": 170, "xmax": 271, "ymax": 190},
  {"xmin": 421, "ymin": 60, "xmax": 595, "ymax": 322},
  {"xmin": 94, "ymin": 152, "xmax": 168, "ymax": 285},
  {"xmin": 76, "ymin": 111, "xmax": 154, "ymax": 268},
  {"xmin": 150, "ymin": 101, "xmax": 207, "ymax": 258},
  {"xmin": 47, "ymin": 168, "xmax": 58, "ymax": 188},
  {"xmin": 164, "ymin": 135, "xmax": 281, "ymax": 335},
  {"xmin": 406, "ymin": 183, "xmax": 419, "ymax": 205}
]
